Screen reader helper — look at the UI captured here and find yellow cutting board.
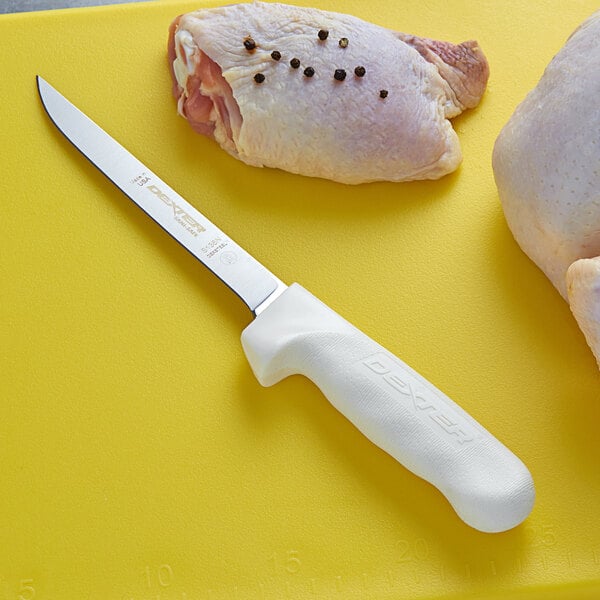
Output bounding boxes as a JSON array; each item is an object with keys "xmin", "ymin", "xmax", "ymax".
[{"xmin": 1, "ymin": 0, "xmax": 599, "ymax": 598}]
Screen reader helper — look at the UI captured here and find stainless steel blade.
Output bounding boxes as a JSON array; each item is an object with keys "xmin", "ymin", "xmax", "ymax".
[{"xmin": 36, "ymin": 76, "xmax": 286, "ymax": 314}]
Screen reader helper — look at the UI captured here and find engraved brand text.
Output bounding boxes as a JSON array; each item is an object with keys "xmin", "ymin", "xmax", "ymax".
[
  {"xmin": 359, "ymin": 353, "xmax": 476, "ymax": 446},
  {"xmin": 146, "ymin": 184, "xmax": 206, "ymax": 236}
]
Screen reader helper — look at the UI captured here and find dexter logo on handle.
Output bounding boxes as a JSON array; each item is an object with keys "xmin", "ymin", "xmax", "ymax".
[{"xmin": 359, "ymin": 353, "xmax": 477, "ymax": 446}]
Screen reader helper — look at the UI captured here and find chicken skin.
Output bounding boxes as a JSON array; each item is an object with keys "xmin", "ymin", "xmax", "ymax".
[
  {"xmin": 493, "ymin": 11, "xmax": 600, "ymax": 366},
  {"xmin": 168, "ymin": 2, "xmax": 488, "ymax": 184}
]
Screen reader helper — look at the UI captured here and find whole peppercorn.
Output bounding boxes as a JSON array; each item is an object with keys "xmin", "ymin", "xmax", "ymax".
[
  {"xmin": 338, "ymin": 37, "xmax": 349, "ymax": 48},
  {"xmin": 243, "ymin": 37, "xmax": 256, "ymax": 51},
  {"xmin": 290, "ymin": 58, "xmax": 301, "ymax": 69},
  {"xmin": 303, "ymin": 66, "xmax": 315, "ymax": 77},
  {"xmin": 271, "ymin": 50, "xmax": 281, "ymax": 61},
  {"xmin": 379, "ymin": 89, "xmax": 389, "ymax": 99},
  {"xmin": 333, "ymin": 69, "xmax": 346, "ymax": 81},
  {"xmin": 354, "ymin": 66, "xmax": 366, "ymax": 77},
  {"xmin": 254, "ymin": 73, "xmax": 265, "ymax": 84},
  {"xmin": 318, "ymin": 29, "xmax": 329, "ymax": 40}
]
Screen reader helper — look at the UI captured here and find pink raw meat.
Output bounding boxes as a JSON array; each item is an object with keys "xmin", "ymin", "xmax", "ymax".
[{"xmin": 168, "ymin": 2, "xmax": 488, "ymax": 184}]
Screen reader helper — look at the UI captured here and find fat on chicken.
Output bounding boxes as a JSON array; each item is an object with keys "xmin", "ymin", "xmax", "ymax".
[
  {"xmin": 167, "ymin": 2, "xmax": 489, "ymax": 184},
  {"xmin": 492, "ymin": 11, "xmax": 600, "ymax": 366}
]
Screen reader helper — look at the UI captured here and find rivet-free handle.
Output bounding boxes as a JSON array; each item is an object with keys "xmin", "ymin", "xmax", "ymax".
[{"xmin": 241, "ymin": 284, "xmax": 534, "ymax": 533}]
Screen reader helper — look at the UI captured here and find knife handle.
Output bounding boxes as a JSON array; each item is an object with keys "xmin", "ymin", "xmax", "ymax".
[{"xmin": 241, "ymin": 284, "xmax": 534, "ymax": 532}]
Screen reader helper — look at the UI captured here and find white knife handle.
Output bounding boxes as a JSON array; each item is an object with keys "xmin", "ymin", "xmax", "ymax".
[{"xmin": 241, "ymin": 284, "xmax": 534, "ymax": 532}]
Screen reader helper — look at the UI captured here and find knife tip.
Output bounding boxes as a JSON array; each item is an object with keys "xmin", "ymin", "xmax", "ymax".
[{"xmin": 36, "ymin": 75, "xmax": 50, "ymax": 89}]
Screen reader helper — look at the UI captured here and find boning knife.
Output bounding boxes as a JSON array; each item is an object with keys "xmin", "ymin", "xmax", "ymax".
[{"xmin": 36, "ymin": 75, "xmax": 534, "ymax": 533}]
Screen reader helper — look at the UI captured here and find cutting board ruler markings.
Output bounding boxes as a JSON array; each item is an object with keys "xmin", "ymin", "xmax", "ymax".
[
  {"xmin": 2, "ymin": 1, "xmax": 600, "ymax": 598},
  {"xmin": 0, "ymin": 577, "xmax": 36, "ymax": 600},
  {"xmin": 144, "ymin": 565, "xmax": 174, "ymax": 590},
  {"xmin": 115, "ymin": 540, "xmax": 600, "ymax": 598}
]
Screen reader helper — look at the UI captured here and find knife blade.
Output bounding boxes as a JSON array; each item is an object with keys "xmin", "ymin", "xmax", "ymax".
[{"xmin": 36, "ymin": 75, "xmax": 534, "ymax": 533}]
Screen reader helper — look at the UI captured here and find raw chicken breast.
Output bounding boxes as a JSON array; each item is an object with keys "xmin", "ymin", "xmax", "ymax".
[
  {"xmin": 492, "ymin": 11, "xmax": 600, "ymax": 365},
  {"xmin": 168, "ymin": 2, "xmax": 489, "ymax": 184}
]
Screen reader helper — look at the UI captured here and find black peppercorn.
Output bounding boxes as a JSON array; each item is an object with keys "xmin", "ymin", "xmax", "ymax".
[
  {"xmin": 354, "ymin": 66, "xmax": 366, "ymax": 77},
  {"xmin": 271, "ymin": 50, "xmax": 281, "ymax": 61},
  {"xmin": 254, "ymin": 73, "xmax": 265, "ymax": 83},
  {"xmin": 303, "ymin": 66, "xmax": 315, "ymax": 77},
  {"xmin": 243, "ymin": 37, "xmax": 256, "ymax": 51},
  {"xmin": 318, "ymin": 29, "xmax": 329, "ymax": 40},
  {"xmin": 333, "ymin": 69, "xmax": 346, "ymax": 81},
  {"xmin": 290, "ymin": 58, "xmax": 301, "ymax": 68},
  {"xmin": 339, "ymin": 37, "xmax": 349, "ymax": 48},
  {"xmin": 379, "ymin": 89, "xmax": 389, "ymax": 99}
]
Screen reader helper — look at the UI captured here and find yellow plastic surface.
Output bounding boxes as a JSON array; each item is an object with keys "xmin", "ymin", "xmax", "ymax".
[{"xmin": 1, "ymin": 1, "xmax": 600, "ymax": 598}]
